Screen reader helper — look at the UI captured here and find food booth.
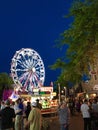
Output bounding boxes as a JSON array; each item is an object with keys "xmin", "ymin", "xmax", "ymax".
[{"xmin": 31, "ymin": 87, "xmax": 58, "ymax": 117}]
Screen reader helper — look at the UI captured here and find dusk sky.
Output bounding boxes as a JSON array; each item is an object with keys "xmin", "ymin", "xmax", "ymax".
[{"xmin": 0, "ymin": 0, "xmax": 73, "ymax": 86}]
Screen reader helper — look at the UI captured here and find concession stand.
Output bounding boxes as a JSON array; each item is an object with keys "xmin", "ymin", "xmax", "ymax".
[{"xmin": 31, "ymin": 87, "xmax": 58, "ymax": 117}]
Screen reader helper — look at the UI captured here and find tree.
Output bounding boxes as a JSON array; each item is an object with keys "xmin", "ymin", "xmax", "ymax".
[
  {"xmin": 0, "ymin": 72, "xmax": 14, "ymax": 98},
  {"xmin": 50, "ymin": 0, "xmax": 98, "ymax": 89}
]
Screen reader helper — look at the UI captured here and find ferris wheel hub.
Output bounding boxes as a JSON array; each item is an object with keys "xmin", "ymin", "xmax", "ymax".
[{"xmin": 32, "ymin": 67, "xmax": 36, "ymax": 73}]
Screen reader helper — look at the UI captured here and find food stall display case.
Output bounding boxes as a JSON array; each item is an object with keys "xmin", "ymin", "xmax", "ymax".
[{"xmin": 41, "ymin": 99, "xmax": 58, "ymax": 118}]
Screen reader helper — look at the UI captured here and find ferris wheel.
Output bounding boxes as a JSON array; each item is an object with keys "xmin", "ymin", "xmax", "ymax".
[{"xmin": 11, "ymin": 48, "xmax": 45, "ymax": 92}]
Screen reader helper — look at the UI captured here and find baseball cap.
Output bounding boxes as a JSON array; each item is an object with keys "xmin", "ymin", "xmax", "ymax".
[{"xmin": 32, "ymin": 102, "xmax": 37, "ymax": 107}]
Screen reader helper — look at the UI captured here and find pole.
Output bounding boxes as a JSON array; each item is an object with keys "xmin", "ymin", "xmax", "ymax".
[
  {"xmin": 58, "ymin": 83, "xmax": 60, "ymax": 104},
  {"xmin": 64, "ymin": 87, "xmax": 66, "ymax": 101}
]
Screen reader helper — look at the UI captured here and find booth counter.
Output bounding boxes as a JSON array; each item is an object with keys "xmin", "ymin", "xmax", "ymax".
[{"xmin": 41, "ymin": 107, "xmax": 58, "ymax": 118}]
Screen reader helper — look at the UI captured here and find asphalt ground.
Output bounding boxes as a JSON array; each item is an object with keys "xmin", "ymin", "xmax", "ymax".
[{"xmin": 47, "ymin": 112, "xmax": 84, "ymax": 130}]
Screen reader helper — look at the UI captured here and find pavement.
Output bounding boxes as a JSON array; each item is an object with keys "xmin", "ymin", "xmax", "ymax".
[
  {"xmin": 69, "ymin": 113, "xmax": 84, "ymax": 130},
  {"xmin": 48, "ymin": 112, "xmax": 84, "ymax": 130}
]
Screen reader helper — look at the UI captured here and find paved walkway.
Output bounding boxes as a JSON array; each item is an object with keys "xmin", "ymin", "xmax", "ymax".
[
  {"xmin": 48, "ymin": 112, "xmax": 84, "ymax": 130},
  {"xmin": 69, "ymin": 113, "xmax": 84, "ymax": 130}
]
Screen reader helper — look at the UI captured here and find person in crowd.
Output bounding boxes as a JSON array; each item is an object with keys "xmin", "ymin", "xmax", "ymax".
[
  {"xmin": 36, "ymin": 99, "xmax": 42, "ymax": 110},
  {"xmin": 0, "ymin": 99, "xmax": 15, "ymax": 130},
  {"xmin": 25, "ymin": 101, "xmax": 41, "ymax": 130},
  {"xmin": 75, "ymin": 99, "xmax": 81, "ymax": 113},
  {"xmin": 14, "ymin": 98, "xmax": 24, "ymax": 130},
  {"xmin": 11, "ymin": 101, "xmax": 15, "ymax": 109},
  {"xmin": 0, "ymin": 100, "xmax": 5, "ymax": 110},
  {"xmin": 58, "ymin": 101, "xmax": 70, "ymax": 130},
  {"xmin": 92, "ymin": 98, "xmax": 98, "ymax": 113},
  {"xmin": 68, "ymin": 98, "xmax": 74, "ymax": 116},
  {"xmin": 81, "ymin": 99, "xmax": 91, "ymax": 130},
  {"xmin": 25, "ymin": 101, "xmax": 31, "ymax": 120},
  {"xmin": 90, "ymin": 98, "xmax": 98, "ymax": 120}
]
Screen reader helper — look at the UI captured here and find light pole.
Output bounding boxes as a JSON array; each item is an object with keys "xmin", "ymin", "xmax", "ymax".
[
  {"xmin": 58, "ymin": 83, "xmax": 61, "ymax": 104},
  {"xmin": 64, "ymin": 87, "xmax": 66, "ymax": 101}
]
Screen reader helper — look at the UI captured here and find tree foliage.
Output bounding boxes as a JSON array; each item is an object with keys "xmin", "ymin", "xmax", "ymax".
[
  {"xmin": 0, "ymin": 72, "xmax": 14, "ymax": 98},
  {"xmin": 50, "ymin": 0, "xmax": 98, "ymax": 88}
]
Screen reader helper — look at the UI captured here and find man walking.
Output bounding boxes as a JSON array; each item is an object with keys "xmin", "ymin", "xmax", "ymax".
[
  {"xmin": 81, "ymin": 99, "xmax": 91, "ymax": 130},
  {"xmin": 58, "ymin": 101, "xmax": 70, "ymax": 130},
  {"xmin": 25, "ymin": 101, "xmax": 41, "ymax": 130},
  {"xmin": 0, "ymin": 99, "xmax": 15, "ymax": 130}
]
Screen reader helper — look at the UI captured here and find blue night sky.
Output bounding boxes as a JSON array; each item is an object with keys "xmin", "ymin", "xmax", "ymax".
[{"xmin": 0, "ymin": 0, "xmax": 73, "ymax": 86}]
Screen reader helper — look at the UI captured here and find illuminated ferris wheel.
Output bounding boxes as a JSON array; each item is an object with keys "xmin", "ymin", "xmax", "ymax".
[{"xmin": 11, "ymin": 48, "xmax": 45, "ymax": 92}]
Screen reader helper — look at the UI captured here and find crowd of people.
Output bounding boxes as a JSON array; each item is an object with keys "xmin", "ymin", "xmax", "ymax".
[
  {"xmin": 80, "ymin": 98, "xmax": 98, "ymax": 130},
  {"xmin": 0, "ymin": 96, "xmax": 98, "ymax": 130},
  {"xmin": 58, "ymin": 97, "xmax": 98, "ymax": 130},
  {"xmin": 0, "ymin": 98, "xmax": 42, "ymax": 130}
]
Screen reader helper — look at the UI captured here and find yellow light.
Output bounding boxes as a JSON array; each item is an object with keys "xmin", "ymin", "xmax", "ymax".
[{"xmin": 93, "ymin": 94, "xmax": 96, "ymax": 97}]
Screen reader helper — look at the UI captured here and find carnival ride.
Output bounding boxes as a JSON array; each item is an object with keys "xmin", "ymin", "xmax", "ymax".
[{"xmin": 10, "ymin": 48, "xmax": 45, "ymax": 93}]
